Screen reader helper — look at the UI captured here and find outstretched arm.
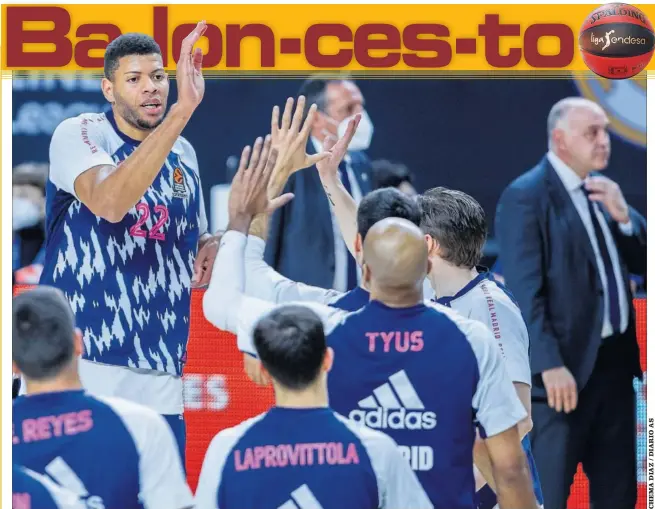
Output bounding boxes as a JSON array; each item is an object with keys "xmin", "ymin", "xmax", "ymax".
[
  {"xmin": 53, "ymin": 23, "xmax": 207, "ymax": 224},
  {"xmin": 315, "ymin": 116, "xmax": 362, "ymax": 258}
]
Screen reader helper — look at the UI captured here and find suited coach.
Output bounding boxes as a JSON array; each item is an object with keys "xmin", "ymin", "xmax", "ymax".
[
  {"xmin": 495, "ymin": 97, "xmax": 646, "ymax": 509},
  {"xmin": 264, "ymin": 78, "xmax": 373, "ymax": 291}
]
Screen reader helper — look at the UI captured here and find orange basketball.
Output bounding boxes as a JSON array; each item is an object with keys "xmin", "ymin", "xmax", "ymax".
[{"xmin": 579, "ymin": 3, "xmax": 654, "ymax": 79}]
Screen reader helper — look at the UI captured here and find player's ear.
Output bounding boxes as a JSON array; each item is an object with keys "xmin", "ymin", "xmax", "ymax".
[
  {"xmin": 425, "ymin": 234, "xmax": 439, "ymax": 257},
  {"xmin": 12, "ymin": 361, "xmax": 21, "ymax": 376},
  {"xmin": 323, "ymin": 347, "xmax": 334, "ymax": 373},
  {"xmin": 101, "ymin": 77, "xmax": 115, "ymax": 104},
  {"xmin": 361, "ymin": 263, "xmax": 371, "ymax": 288},
  {"xmin": 73, "ymin": 328, "xmax": 84, "ymax": 357},
  {"xmin": 354, "ymin": 234, "xmax": 363, "ymax": 264}
]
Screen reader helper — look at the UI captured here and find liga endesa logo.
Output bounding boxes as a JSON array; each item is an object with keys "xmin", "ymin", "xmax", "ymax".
[{"xmin": 579, "ymin": 3, "xmax": 655, "ymax": 79}]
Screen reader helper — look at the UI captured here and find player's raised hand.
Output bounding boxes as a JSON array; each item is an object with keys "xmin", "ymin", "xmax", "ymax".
[
  {"xmin": 176, "ymin": 21, "xmax": 207, "ymax": 113},
  {"xmin": 270, "ymin": 96, "xmax": 331, "ymax": 176},
  {"xmin": 228, "ymin": 136, "xmax": 294, "ymax": 223},
  {"xmin": 316, "ymin": 114, "xmax": 361, "ymax": 180}
]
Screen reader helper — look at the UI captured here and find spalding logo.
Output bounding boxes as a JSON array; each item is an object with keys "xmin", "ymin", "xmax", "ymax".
[{"xmin": 574, "ymin": 77, "xmax": 646, "ymax": 148}]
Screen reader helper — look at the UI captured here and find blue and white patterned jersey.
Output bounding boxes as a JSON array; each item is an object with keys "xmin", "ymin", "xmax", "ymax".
[
  {"xmin": 13, "ymin": 390, "xmax": 193, "ymax": 509},
  {"xmin": 41, "ymin": 110, "xmax": 207, "ymax": 376},
  {"xmin": 194, "ymin": 407, "xmax": 432, "ymax": 509}
]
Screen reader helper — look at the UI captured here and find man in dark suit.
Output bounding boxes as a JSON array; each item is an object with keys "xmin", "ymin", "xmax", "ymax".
[
  {"xmin": 495, "ymin": 97, "xmax": 646, "ymax": 509},
  {"xmin": 264, "ymin": 78, "xmax": 373, "ymax": 291}
]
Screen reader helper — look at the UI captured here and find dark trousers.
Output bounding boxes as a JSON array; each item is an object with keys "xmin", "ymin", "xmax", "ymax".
[{"xmin": 530, "ymin": 335, "xmax": 637, "ymax": 509}]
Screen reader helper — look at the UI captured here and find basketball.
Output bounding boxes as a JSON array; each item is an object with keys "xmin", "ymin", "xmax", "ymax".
[{"xmin": 579, "ymin": 3, "xmax": 654, "ymax": 79}]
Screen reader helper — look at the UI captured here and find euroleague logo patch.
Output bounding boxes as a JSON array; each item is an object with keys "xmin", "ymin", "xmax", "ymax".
[
  {"xmin": 579, "ymin": 3, "xmax": 655, "ymax": 79},
  {"xmin": 172, "ymin": 167, "xmax": 188, "ymax": 198}
]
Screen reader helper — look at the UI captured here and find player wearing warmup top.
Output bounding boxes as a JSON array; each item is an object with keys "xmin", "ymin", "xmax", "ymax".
[
  {"xmin": 13, "ymin": 464, "xmax": 85, "ymax": 509},
  {"xmin": 418, "ymin": 188, "xmax": 543, "ymax": 509},
  {"xmin": 39, "ymin": 23, "xmax": 216, "ymax": 460},
  {"xmin": 203, "ymin": 139, "xmax": 539, "ymax": 509},
  {"xmin": 195, "ymin": 300, "xmax": 431, "ymax": 509},
  {"xmin": 311, "ymin": 141, "xmax": 544, "ymax": 509},
  {"xmin": 12, "ymin": 286, "xmax": 193, "ymax": 509}
]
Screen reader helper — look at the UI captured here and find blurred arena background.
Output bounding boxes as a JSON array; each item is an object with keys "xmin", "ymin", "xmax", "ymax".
[{"xmin": 12, "ymin": 75, "xmax": 647, "ymax": 509}]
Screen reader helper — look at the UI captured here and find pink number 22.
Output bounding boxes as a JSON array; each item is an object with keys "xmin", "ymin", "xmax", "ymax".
[{"xmin": 129, "ymin": 203, "xmax": 169, "ymax": 241}]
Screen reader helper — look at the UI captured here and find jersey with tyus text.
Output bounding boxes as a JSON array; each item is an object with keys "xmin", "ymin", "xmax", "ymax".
[
  {"xmin": 12, "ymin": 390, "xmax": 193, "ymax": 509},
  {"xmin": 207, "ymin": 232, "xmax": 528, "ymax": 509},
  {"xmin": 42, "ymin": 111, "xmax": 208, "ymax": 376}
]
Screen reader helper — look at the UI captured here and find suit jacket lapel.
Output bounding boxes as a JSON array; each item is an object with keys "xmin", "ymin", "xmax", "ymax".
[{"xmin": 544, "ymin": 158, "xmax": 599, "ymax": 272}]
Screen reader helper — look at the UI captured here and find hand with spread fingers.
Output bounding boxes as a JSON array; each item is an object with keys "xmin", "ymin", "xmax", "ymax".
[
  {"xmin": 266, "ymin": 95, "xmax": 331, "ymax": 196},
  {"xmin": 227, "ymin": 135, "xmax": 294, "ymax": 234},
  {"xmin": 176, "ymin": 21, "xmax": 207, "ymax": 114},
  {"xmin": 315, "ymin": 114, "xmax": 361, "ymax": 182}
]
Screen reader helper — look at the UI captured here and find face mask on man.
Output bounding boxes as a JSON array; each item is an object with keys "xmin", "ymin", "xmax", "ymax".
[
  {"xmin": 13, "ymin": 197, "xmax": 41, "ymax": 231},
  {"xmin": 325, "ymin": 109, "xmax": 374, "ymax": 152}
]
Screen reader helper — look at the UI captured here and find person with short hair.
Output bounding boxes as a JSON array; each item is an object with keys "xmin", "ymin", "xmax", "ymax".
[
  {"xmin": 195, "ymin": 301, "xmax": 431, "ymax": 509},
  {"xmin": 38, "ymin": 24, "xmax": 217, "ymax": 460},
  {"xmin": 496, "ymin": 97, "xmax": 646, "ymax": 509},
  {"xmin": 12, "ymin": 286, "xmax": 193, "ymax": 509},
  {"xmin": 371, "ymin": 159, "xmax": 417, "ymax": 196},
  {"xmin": 203, "ymin": 133, "xmax": 539, "ymax": 509},
  {"xmin": 418, "ymin": 187, "xmax": 543, "ymax": 509}
]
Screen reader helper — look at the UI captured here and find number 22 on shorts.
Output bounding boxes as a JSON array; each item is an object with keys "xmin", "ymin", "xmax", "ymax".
[{"xmin": 129, "ymin": 203, "xmax": 169, "ymax": 241}]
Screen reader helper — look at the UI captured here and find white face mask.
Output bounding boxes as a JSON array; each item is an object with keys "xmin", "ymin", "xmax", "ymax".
[
  {"xmin": 13, "ymin": 197, "xmax": 41, "ymax": 231},
  {"xmin": 326, "ymin": 109, "xmax": 374, "ymax": 152}
]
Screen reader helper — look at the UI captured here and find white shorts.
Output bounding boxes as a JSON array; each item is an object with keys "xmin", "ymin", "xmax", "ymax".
[
  {"xmin": 19, "ymin": 359, "xmax": 184, "ymax": 415},
  {"xmin": 78, "ymin": 359, "xmax": 184, "ymax": 415}
]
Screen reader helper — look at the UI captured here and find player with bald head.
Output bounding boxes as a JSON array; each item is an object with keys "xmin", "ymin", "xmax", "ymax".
[
  {"xmin": 361, "ymin": 217, "xmax": 428, "ymax": 301},
  {"xmin": 203, "ymin": 139, "xmax": 539, "ymax": 509}
]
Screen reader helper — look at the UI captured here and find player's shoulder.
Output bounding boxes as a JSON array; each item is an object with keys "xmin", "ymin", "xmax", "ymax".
[
  {"xmin": 333, "ymin": 413, "xmax": 398, "ymax": 455},
  {"xmin": 205, "ymin": 412, "xmax": 268, "ymax": 456},
  {"xmin": 92, "ymin": 395, "xmax": 169, "ymax": 435},
  {"xmin": 173, "ymin": 135, "xmax": 200, "ymax": 171},
  {"xmin": 53, "ymin": 112, "xmax": 110, "ymax": 134},
  {"xmin": 425, "ymin": 300, "xmax": 495, "ymax": 348},
  {"xmin": 50, "ymin": 112, "xmax": 113, "ymax": 148}
]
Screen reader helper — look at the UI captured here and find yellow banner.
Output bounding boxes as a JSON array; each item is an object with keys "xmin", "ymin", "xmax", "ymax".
[{"xmin": 2, "ymin": 4, "xmax": 655, "ymax": 72}]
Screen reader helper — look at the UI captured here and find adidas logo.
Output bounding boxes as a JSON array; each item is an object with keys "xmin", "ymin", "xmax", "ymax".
[
  {"xmin": 277, "ymin": 484, "xmax": 324, "ymax": 509},
  {"xmin": 348, "ymin": 370, "xmax": 437, "ymax": 430}
]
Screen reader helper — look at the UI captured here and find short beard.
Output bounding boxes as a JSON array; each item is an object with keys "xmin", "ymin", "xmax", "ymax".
[{"xmin": 113, "ymin": 93, "xmax": 166, "ymax": 131}]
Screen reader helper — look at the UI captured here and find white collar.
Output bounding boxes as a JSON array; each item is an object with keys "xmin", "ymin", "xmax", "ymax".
[{"xmin": 547, "ymin": 150, "xmax": 585, "ymax": 193}]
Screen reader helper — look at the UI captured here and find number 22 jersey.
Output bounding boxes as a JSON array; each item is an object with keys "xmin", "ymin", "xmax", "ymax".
[{"xmin": 41, "ymin": 110, "xmax": 207, "ymax": 377}]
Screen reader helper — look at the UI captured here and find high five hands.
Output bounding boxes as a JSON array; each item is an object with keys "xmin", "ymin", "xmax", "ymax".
[
  {"xmin": 227, "ymin": 135, "xmax": 295, "ymax": 233},
  {"xmin": 176, "ymin": 21, "xmax": 207, "ymax": 114}
]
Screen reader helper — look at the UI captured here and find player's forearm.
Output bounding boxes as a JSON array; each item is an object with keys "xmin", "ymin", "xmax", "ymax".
[
  {"xmin": 493, "ymin": 456, "xmax": 538, "ymax": 509},
  {"xmin": 319, "ymin": 173, "xmax": 358, "ymax": 257},
  {"xmin": 248, "ymin": 214, "xmax": 269, "ymax": 241},
  {"xmin": 83, "ymin": 104, "xmax": 193, "ymax": 223},
  {"xmin": 247, "ymin": 163, "xmax": 294, "ymax": 241},
  {"xmin": 473, "ymin": 438, "xmax": 497, "ymax": 492},
  {"xmin": 203, "ymin": 227, "xmax": 249, "ymax": 333}
]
